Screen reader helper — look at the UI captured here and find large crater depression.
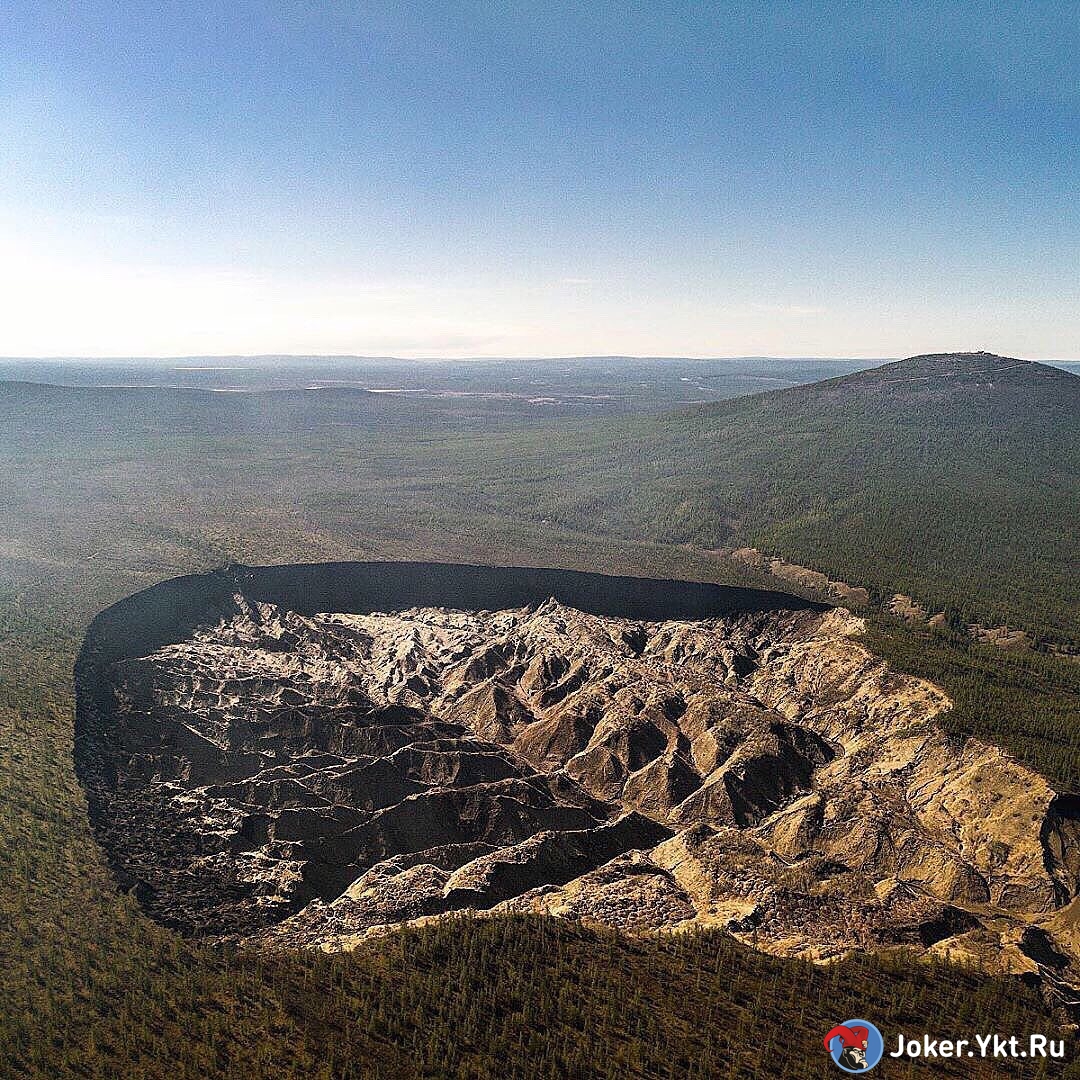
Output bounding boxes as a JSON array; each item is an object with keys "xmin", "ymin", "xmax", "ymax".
[{"xmin": 75, "ymin": 562, "xmax": 1080, "ymax": 1000}]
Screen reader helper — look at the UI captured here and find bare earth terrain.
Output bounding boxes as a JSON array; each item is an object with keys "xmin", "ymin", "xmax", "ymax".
[{"xmin": 83, "ymin": 593, "xmax": 1080, "ymax": 1012}]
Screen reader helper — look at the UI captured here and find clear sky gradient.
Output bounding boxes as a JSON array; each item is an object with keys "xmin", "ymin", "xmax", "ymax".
[{"xmin": 1, "ymin": 2, "xmax": 1078, "ymax": 358}]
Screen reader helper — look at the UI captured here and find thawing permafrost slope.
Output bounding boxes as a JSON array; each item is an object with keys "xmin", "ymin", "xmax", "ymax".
[{"xmin": 103, "ymin": 597, "xmax": 1080, "ymax": 1001}]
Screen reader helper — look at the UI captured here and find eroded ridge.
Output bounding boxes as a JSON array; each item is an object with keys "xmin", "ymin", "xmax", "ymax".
[{"xmin": 86, "ymin": 594, "xmax": 1080, "ymax": 1001}]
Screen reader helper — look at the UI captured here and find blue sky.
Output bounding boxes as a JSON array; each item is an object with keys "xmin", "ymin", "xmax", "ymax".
[{"xmin": 1, "ymin": 2, "xmax": 1078, "ymax": 357}]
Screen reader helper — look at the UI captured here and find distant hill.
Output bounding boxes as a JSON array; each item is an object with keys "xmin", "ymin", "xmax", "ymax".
[
  {"xmin": 0, "ymin": 350, "xmax": 1074, "ymax": 639},
  {"xmin": 538, "ymin": 353, "xmax": 1080, "ymax": 640}
]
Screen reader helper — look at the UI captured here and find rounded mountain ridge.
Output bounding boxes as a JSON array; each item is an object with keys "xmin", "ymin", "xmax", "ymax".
[
  {"xmin": 849, "ymin": 350, "xmax": 1077, "ymax": 385},
  {"xmin": 684, "ymin": 348, "xmax": 1080, "ymax": 422}
]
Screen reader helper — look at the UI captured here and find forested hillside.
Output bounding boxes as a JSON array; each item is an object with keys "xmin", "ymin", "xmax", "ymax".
[
  {"xmin": 4, "ymin": 352, "xmax": 1075, "ymax": 640},
  {"xmin": 535, "ymin": 352, "xmax": 1080, "ymax": 642}
]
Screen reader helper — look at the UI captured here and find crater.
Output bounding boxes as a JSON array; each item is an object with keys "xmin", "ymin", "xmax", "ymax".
[{"xmin": 74, "ymin": 561, "xmax": 1080, "ymax": 1006}]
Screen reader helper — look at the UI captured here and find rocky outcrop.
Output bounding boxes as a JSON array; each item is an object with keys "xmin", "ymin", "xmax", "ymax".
[
  {"xmin": 727, "ymin": 546, "xmax": 871, "ymax": 606},
  {"xmin": 79, "ymin": 584, "xmax": 1080, "ymax": 1004},
  {"xmin": 886, "ymin": 594, "xmax": 929, "ymax": 623}
]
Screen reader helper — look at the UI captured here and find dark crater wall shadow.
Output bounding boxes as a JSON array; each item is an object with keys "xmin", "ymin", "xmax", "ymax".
[
  {"xmin": 77, "ymin": 560, "xmax": 829, "ymax": 670},
  {"xmin": 74, "ymin": 560, "xmax": 829, "ymax": 932}
]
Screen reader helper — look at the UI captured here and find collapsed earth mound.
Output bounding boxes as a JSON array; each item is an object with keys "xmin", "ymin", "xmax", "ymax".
[{"xmin": 75, "ymin": 562, "xmax": 1080, "ymax": 1009}]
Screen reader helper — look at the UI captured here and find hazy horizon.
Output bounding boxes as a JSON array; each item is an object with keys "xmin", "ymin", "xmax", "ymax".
[{"xmin": 1, "ymin": 352, "xmax": 1079, "ymax": 366}]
